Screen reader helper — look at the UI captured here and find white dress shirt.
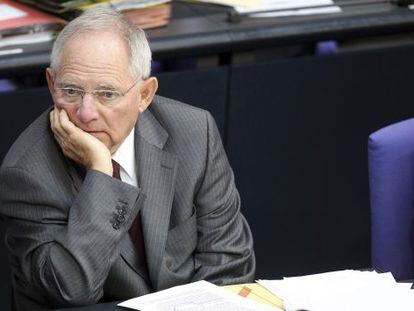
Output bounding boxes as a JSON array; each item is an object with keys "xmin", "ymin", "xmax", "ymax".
[{"xmin": 112, "ymin": 128, "xmax": 138, "ymax": 187}]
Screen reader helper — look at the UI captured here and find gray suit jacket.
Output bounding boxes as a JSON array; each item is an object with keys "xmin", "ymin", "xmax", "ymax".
[{"xmin": 0, "ymin": 95, "xmax": 255, "ymax": 310}]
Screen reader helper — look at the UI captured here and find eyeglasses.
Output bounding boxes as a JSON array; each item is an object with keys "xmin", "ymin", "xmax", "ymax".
[{"xmin": 54, "ymin": 80, "xmax": 138, "ymax": 107}]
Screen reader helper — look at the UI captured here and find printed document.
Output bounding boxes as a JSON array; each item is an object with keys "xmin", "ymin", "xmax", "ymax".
[{"xmin": 118, "ymin": 280, "xmax": 281, "ymax": 311}]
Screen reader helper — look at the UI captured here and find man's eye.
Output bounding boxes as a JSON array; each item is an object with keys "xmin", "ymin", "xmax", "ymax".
[
  {"xmin": 63, "ymin": 88, "xmax": 80, "ymax": 97},
  {"xmin": 99, "ymin": 91, "xmax": 119, "ymax": 101}
]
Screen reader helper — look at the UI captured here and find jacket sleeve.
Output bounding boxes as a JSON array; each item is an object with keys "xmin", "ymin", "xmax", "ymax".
[
  {"xmin": 191, "ymin": 111, "xmax": 256, "ymax": 285},
  {"xmin": 0, "ymin": 167, "xmax": 141, "ymax": 308}
]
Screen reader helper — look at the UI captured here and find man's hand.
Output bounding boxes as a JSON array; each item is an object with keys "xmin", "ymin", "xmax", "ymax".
[{"xmin": 50, "ymin": 108, "xmax": 113, "ymax": 176}]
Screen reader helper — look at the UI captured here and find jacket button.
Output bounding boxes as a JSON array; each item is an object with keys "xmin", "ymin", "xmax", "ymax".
[
  {"xmin": 116, "ymin": 206, "xmax": 127, "ymax": 215},
  {"xmin": 112, "ymin": 222, "xmax": 120, "ymax": 230},
  {"xmin": 116, "ymin": 214, "xmax": 125, "ymax": 223}
]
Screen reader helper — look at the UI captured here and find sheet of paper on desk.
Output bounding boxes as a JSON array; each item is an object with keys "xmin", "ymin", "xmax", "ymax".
[
  {"xmin": 258, "ymin": 270, "xmax": 414, "ymax": 311},
  {"xmin": 0, "ymin": 32, "xmax": 54, "ymax": 49},
  {"xmin": 235, "ymin": 0, "xmax": 341, "ymax": 17},
  {"xmin": 192, "ymin": 0, "xmax": 263, "ymax": 9},
  {"xmin": 0, "ymin": 4, "xmax": 27, "ymax": 21},
  {"xmin": 118, "ymin": 280, "xmax": 281, "ymax": 311}
]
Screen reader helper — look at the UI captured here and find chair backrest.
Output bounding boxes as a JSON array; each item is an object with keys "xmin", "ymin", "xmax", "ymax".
[{"xmin": 368, "ymin": 118, "xmax": 414, "ymax": 281}]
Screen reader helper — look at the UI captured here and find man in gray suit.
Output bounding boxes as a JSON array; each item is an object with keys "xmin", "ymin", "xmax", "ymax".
[{"xmin": 0, "ymin": 7, "xmax": 255, "ymax": 311}]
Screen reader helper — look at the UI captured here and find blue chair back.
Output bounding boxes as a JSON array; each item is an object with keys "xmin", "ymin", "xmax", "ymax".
[{"xmin": 369, "ymin": 118, "xmax": 414, "ymax": 281}]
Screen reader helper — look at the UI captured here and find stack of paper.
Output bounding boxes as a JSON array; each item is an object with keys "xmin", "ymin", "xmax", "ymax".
[
  {"xmin": 0, "ymin": 0, "xmax": 64, "ymax": 56},
  {"xmin": 15, "ymin": 0, "xmax": 172, "ymax": 29},
  {"xmin": 122, "ymin": 4, "xmax": 171, "ymax": 29},
  {"xmin": 79, "ymin": 1, "xmax": 171, "ymax": 29},
  {"xmin": 234, "ymin": 0, "xmax": 341, "ymax": 18},
  {"xmin": 259, "ymin": 270, "xmax": 414, "ymax": 311},
  {"xmin": 118, "ymin": 280, "xmax": 282, "ymax": 311},
  {"xmin": 80, "ymin": 0, "xmax": 170, "ymax": 11},
  {"xmin": 0, "ymin": 1, "xmax": 64, "ymax": 36}
]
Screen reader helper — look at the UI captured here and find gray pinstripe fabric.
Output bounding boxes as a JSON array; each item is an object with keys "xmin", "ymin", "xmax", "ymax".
[{"xmin": 0, "ymin": 95, "xmax": 255, "ymax": 310}]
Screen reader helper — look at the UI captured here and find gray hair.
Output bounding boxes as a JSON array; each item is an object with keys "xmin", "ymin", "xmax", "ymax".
[{"xmin": 50, "ymin": 7, "xmax": 152, "ymax": 80}]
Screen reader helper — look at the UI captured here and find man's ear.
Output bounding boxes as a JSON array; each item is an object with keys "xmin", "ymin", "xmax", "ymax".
[
  {"xmin": 46, "ymin": 68, "xmax": 54, "ymax": 91},
  {"xmin": 46, "ymin": 68, "xmax": 55, "ymax": 98},
  {"xmin": 138, "ymin": 77, "xmax": 158, "ymax": 113}
]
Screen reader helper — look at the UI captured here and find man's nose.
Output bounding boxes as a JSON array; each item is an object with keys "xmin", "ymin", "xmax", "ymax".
[{"xmin": 76, "ymin": 93, "xmax": 99, "ymax": 123}]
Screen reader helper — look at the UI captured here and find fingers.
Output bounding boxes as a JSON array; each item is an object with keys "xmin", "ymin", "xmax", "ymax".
[
  {"xmin": 49, "ymin": 108, "xmax": 55, "ymax": 133},
  {"xmin": 59, "ymin": 109, "xmax": 78, "ymax": 136},
  {"xmin": 50, "ymin": 107, "xmax": 69, "ymax": 138},
  {"xmin": 50, "ymin": 108, "xmax": 77, "ymax": 159},
  {"xmin": 50, "ymin": 109, "xmax": 60, "ymax": 143},
  {"xmin": 57, "ymin": 109, "xmax": 71, "ymax": 136}
]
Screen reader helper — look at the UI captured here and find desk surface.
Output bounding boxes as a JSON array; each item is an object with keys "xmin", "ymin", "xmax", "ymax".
[
  {"xmin": 1, "ymin": 1, "xmax": 414, "ymax": 75},
  {"xmin": 53, "ymin": 302, "xmax": 120, "ymax": 311}
]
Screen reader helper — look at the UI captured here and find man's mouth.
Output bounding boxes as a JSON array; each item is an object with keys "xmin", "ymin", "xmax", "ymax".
[{"xmin": 86, "ymin": 131, "xmax": 105, "ymax": 138}]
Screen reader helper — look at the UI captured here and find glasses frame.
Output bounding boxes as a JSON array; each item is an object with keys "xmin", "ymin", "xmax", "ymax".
[{"xmin": 54, "ymin": 80, "xmax": 139, "ymax": 107}]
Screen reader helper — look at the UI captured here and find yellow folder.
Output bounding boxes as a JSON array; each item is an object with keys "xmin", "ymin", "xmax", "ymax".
[{"xmin": 224, "ymin": 283, "xmax": 285, "ymax": 310}]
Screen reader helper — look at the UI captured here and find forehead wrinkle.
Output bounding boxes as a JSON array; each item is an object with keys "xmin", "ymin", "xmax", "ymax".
[{"xmin": 58, "ymin": 63, "xmax": 127, "ymax": 86}]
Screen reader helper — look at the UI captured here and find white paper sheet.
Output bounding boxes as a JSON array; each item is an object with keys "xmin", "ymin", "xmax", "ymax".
[
  {"xmin": 249, "ymin": 6, "xmax": 340, "ymax": 17},
  {"xmin": 258, "ymin": 270, "xmax": 414, "ymax": 311},
  {"xmin": 235, "ymin": 0, "xmax": 341, "ymax": 17},
  {"xmin": 0, "ymin": 48, "xmax": 23, "ymax": 56},
  {"xmin": 118, "ymin": 280, "xmax": 280, "ymax": 311},
  {"xmin": 0, "ymin": 4, "xmax": 27, "ymax": 21},
  {"xmin": 192, "ymin": 0, "xmax": 262, "ymax": 9},
  {"xmin": 0, "ymin": 32, "xmax": 54, "ymax": 49}
]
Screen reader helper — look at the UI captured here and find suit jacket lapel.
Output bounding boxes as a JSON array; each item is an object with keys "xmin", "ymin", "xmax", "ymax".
[{"xmin": 135, "ymin": 107, "xmax": 178, "ymax": 289}]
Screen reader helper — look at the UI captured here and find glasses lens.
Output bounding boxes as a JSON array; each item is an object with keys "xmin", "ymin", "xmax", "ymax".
[
  {"xmin": 96, "ymin": 90, "xmax": 121, "ymax": 105},
  {"xmin": 57, "ymin": 88, "xmax": 82, "ymax": 105}
]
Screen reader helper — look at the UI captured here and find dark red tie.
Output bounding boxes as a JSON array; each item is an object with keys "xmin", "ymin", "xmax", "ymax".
[{"xmin": 112, "ymin": 160, "xmax": 147, "ymax": 266}]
